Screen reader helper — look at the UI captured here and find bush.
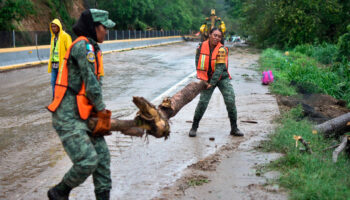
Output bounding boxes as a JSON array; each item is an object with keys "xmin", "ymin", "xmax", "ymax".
[
  {"xmin": 337, "ymin": 25, "xmax": 350, "ymax": 62},
  {"xmin": 294, "ymin": 43, "xmax": 337, "ymax": 65}
]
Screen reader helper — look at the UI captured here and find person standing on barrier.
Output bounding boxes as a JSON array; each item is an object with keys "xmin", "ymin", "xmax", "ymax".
[
  {"xmin": 189, "ymin": 27, "xmax": 243, "ymax": 137},
  {"xmin": 48, "ymin": 19, "xmax": 72, "ymax": 97},
  {"xmin": 46, "ymin": 9, "xmax": 115, "ymax": 200}
]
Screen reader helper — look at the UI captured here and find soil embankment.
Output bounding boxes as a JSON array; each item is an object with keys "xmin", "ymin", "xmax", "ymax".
[{"xmin": 17, "ymin": 0, "xmax": 85, "ymax": 31}]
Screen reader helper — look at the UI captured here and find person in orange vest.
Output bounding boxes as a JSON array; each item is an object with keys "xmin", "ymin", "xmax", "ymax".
[
  {"xmin": 189, "ymin": 27, "xmax": 243, "ymax": 137},
  {"xmin": 48, "ymin": 19, "xmax": 72, "ymax": 97},
  {"xmin": 47, "ymin": 9, "xmax": 115, "ymax": 200}
]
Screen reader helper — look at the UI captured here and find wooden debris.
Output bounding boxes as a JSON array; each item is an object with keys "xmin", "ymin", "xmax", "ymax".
[
  {"xmin": 315, "ymin": 113, "xmax": 350, "ymax": 135},
  {"xmin": 332, "ymin": 136, "xmax": 349, "ymax": 163},
  {"xmin": 322, "ymin": 144, "xmax": 339, "ymax": 152},
  {"xmin": 293, "ymin": 135, "xmax": 313, "ymax": 154},
  {"xmin": 89, "ymin": 80, "xmax": 208, "ymax": 138},
  {"xmin": 241, "ymin": 120, "xmax": 258, "ymax": 124}
]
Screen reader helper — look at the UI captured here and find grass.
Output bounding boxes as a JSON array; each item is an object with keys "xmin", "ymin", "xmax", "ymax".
[
  {"xmin": 262, "ymin": 107, "xmax": 350, "ymax": 200},
  {"xmin": 187, "ymin": 178, "xmax": 209, "ymax": 187},
  {"xmin": 259, "ymin": 45, "xmax": 350, "ymax": 199},
  {"xmin": 259, "ymin": 48, "xmax": 350, "ymax": 107}
]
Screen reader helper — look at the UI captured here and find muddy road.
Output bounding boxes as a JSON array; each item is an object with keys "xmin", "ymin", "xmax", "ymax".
[{"xmin": 0, "ymin": 42, "xmax": 285, "ymax": 199}]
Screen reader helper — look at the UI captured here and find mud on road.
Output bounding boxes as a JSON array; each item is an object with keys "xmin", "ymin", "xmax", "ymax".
[
  {"xmin": 155, "ymin": 46, "xmax": 288, "ymax": 200},
  {"xmin": 0, "ymin": 42, "xmax": 288, "ymax": 200}
]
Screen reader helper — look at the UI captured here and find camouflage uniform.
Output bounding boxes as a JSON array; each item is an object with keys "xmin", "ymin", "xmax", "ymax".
[
  {"xmin": 192, "ymin": 45, "xmax": 238, "ymax": 130},
  {"xmin": 49, "ymin": 9, "xmax": 116, "ymax": 199},
  {"xmin": 52, "ymin": 38, "xmax": 111, "ymax": 194}
]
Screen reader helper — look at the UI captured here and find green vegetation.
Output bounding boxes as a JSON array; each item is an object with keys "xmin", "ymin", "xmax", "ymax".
[
  {"xmin": 95, "ymin": 0, "xmax": 221, "ymax": 31},
  {"xmin": 47, "ymin": 0, "xmax": 76, "ymax": 31},
  {"xmin": 1, "ymin": 0, "xmax": 233, "ymax": 32},
  {"xmin": 259, "ymin": 45, "xmax": 350, "ymax": 106},
  {"xmin": 260, "ymin": 28, "xmax": 350, "ymax": 198},
  {"xmin": 187, "ymin": 178, "xmax": 209, "ymax": 186},
  {"xmin": 226, "ymin": 0, "xmax": 350, "ymax": 48},
  {"xmin": 0, "ymin": 0, "xmax": 34, "ymax": 30},
  {"xmin": 262, "ymin": 106, "xmax": 350, "ymax": 199}
]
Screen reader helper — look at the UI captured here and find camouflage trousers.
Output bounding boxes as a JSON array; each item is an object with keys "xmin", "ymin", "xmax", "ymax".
[
  {"xmin": 56, "ymin": 129, "xmax": 111, "ymax": 194},
  {"xmin": 192, "ymin": 78, "xmax": 237, "ymax": 129}
]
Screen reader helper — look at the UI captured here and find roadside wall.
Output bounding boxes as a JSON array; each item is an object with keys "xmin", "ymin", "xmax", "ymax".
[{"xmin": 0, "ymin": 36, "xmax": 183, "ymax": 71}]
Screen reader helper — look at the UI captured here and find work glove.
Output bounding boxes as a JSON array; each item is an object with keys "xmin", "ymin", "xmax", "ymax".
[{"xmin": 92, "ymin": 109, "xmax": 112, "ymax": 137}]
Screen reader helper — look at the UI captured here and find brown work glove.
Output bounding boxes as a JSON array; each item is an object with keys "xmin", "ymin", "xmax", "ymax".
[{"xmin": 92, "ymin": 109, "xmax": 112, "ymax": 137}]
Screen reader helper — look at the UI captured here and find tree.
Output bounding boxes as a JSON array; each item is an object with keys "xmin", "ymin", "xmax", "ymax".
[
  {"xmin": 225, "ymin": 0, "xmax": 350, "ymax": 48},
  {"xmin": 0, "ymin": 0, "xmax": 34, "ymax": 30}
]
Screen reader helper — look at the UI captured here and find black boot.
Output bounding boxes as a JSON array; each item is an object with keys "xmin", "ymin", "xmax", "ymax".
[
  {"xmin": 47, "ymin": 181, "xmax": 71, "ymax": 200},
  {"xmin": 96, "ymin": 190, "xmax": 110, "ymax": 200},
  {"xmin": 230, "ymin": 127, "xmax": 244, "ymax": 136},
  {"xmin": 189, "ymin": 121, "xmax": 199, "ymax": 137},
  {"xmin": 189, "ymin": 127, "xmax": 197, "ymax": 137}
]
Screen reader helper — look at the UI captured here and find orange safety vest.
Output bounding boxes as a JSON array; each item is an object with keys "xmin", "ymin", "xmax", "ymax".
[
  {"xmin": 196, "ymin": 40, "xmax": 231, "ymax": 81},
  {"xmin": 47, "ymin": 36, "xmax": 104, "ymax": 120}
]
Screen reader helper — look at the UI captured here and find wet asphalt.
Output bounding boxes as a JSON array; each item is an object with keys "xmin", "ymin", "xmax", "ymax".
[{"xmin": 0, "ymin": 42, "xmax": 264, "ymax": 200}]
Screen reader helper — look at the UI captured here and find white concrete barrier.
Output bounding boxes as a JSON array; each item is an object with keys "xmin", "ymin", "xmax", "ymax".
[{"xmin": 0, "ymin": 36, "xmax": 183, "ymax": 71}]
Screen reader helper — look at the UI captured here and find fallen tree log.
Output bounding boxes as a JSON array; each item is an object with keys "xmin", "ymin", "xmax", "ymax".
[
  {"xmin": 88, "ymin": 80, "xmax": 208, "ymax": 138},
  {"xmin": 314, "ymin": 112, "xmax": 350, "ymax": 135}
]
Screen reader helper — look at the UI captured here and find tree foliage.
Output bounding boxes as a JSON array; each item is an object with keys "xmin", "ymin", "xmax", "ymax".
[
  {"xmin": 48, "ymin": 0, "xmax": 76, "ymax": 31},
  {"xmin": 95, "ymin": 0, "xmax": 218, "ymax": 31},
  {"xmin": 0, "ymin": 0, "xmax": 34, "ymax": 30},
  {"xmin": 225, "ymin": 0, "xmax": 350, "ymax": 48},
  {"xmin": 337, "ymin": 25, "xmax": 350, "ymax": 61}
]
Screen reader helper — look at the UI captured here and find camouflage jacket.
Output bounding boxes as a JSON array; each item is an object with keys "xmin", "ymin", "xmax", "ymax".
[{"xmin": 52, "ymin": 38, "xmax": 105, "ymax": 131}]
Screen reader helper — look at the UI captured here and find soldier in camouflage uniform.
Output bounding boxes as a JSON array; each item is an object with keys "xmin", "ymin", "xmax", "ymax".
[
  {"xmin": 47, "ymin": 9, "xmax": 115, "ymax": 200},
  {"xmin": 189, "ymin": 28, "xmax": 243, "ymax": 137}
]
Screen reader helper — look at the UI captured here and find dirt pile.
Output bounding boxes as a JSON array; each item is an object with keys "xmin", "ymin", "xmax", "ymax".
[
  {"xmin": 17, "ymin": 0, "xmax": 85, "ymax": 31},
  {"xmin": 277, "ymin": 93, "xmax": 349, "ymax": 124}
]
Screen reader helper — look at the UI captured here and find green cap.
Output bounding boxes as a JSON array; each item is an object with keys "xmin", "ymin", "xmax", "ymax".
[{"xmin": 90, "ymin": 9, "xmax": 115, "ymax": 28}]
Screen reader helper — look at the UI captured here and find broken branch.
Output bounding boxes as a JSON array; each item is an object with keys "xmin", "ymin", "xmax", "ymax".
[{"xmin": 332, "ymin": 136, "xmax": 348, "ymax": 163}]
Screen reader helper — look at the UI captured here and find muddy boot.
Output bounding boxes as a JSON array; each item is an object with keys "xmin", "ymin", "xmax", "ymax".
[
  {"xmin": 230, "ymin": 127, "xmax": 244, "ymax": 137},
  {"xmin": 47, "ymin": 181, "xmax": 71, "ymax": 200},
  {"xmin": 189, "ymin": 127, "xmax": 197, "ymax": 137},
  {"xmin": 189, "ymin": 121, "xmax": 199, "ymax": 137},
  {"xmin": 95, "ymin": 190, "xmax": 110, "ymax": 200}
]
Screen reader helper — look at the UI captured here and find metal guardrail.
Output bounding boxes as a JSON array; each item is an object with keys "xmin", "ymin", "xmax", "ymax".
[{"xmin": 0, "ymin": 30, "xmax": 182, "ymax": 48}]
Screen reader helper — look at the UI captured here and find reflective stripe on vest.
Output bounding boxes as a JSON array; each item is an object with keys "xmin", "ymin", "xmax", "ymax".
[
  {"xmin": 196, "ymin": 40, "xmax": 231, "ymax": 81},
  {"xmin": 47, "ymin": 36, "xmax": 103, "ymax": 120}
]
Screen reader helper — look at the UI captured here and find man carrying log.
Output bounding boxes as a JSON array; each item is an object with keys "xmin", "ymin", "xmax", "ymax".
[
  {"xmin": 47, "ymin": 9, "xmax": 115, "ymax": 200},
  {"xmin": 188, "ymin": 27, "xmax": 243, "ymax": 137}
]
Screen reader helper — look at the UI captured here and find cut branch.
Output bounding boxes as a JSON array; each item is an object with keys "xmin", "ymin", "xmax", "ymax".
[
  {"xmin": 322, "ymin": 144, "xmax": 339, "ymax": 152},
  {"xmin": 332, "ymin": 136, "xmax": 348, "ymax": 163},
  {"xmin": 299, "ymin": 137, "xmax": 313, "ymax": 154}
]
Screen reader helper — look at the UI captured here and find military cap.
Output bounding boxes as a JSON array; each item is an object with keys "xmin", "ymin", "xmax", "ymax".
[{"xmin": 90, "ymin": 9, "xmax": 115, "ymax": 28}]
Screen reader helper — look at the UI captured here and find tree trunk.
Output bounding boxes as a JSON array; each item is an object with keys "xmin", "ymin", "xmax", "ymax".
[
  {"xmin": 89, "ymin": 80, "xmax": 208, "ymax": 138},
  {"xmin": 158, "ymin": 81, "xmax": 208, "ymax": 118},
  {"xmin": 314, "ymin": 112, "xmax": 350, "ymax": 135}
]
